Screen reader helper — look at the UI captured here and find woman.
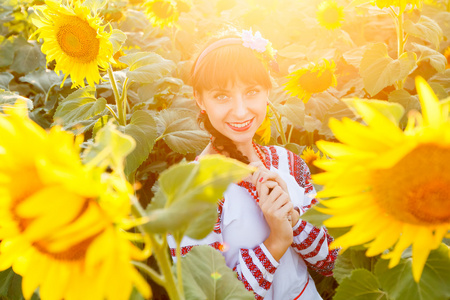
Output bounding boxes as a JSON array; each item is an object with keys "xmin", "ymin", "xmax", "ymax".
[{"xmin": 168, "ymin": 29, "xmax": 338, "ymax": 300}]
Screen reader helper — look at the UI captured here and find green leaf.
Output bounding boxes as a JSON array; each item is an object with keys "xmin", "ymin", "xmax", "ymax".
[
  {"xmin": 333, "ymin": 269, "xmax": 388, "ymax": 300},
  {"xmin": 410, "ymin": 43, "xmax": 447, "ymax": 73},
  {"xmin": 275, "ymin": 97, "xmax": 305, "ymax": 127},
  {"xmin": 429, "ymin": 69, "xmax": 450, "ymax": 95},
  {"xmin": 0, "ymin": 38, "xmax": 14, "ymax": 67},
  {"xmin": 19, "ymin": 69, "xmax": 64, "ymax": 94},
  {"xmin": 53, "ymin": 86, "xmax": 107, "ymax": 127},
  {"xmin": 343, "ymin": 98, "xmax": 405, "ymax": 125},
  {"xmin": 0, "ymin": 90, "xmax": 33, "ymax": 111},
  {"xmin": 122, "ymin": 110, "xmax": 158, "ymax": 175},
  {"xmin": 320, "ymin": 100, "xmax": 358, "ymax": 138},
  {"xmin": 156, "ymin": 109, "xmax": 209, "ymax": 154},
  {"xmin": 83, "ymin": 120, "xmax": 136, "ymax": 171},
  {"xmin": 180, "ymin": 245, "xmax": 255, "ymax": 300},
  {"xmin": 404, "ymin": 16, "xmax": 443, "ymax": 50},
  {"xmin": 360, "ymin": 43, "xmax": 417, "ymax": 96},
  {"xmin": 0, "ymin": 268, "xmax": 25, "ymax": 300},
  {"xmin": 10, "ymin": 38, "xmax": 45, "ymax": 74},
  {"xmin": 0, "ymin": 72, "xmax": 14, "ymax": 90},
  {"xmin": 388, "ymin": 89, "xmax": 421, "ymax": 123},
  {"xmin": 334, "ymin": 249, "xmax": 378, "ymax": 284},
  {"xmin": 374, "ymin": 244, "xmax": 450, "ymax": 300},
  {"xmin": 109, "ymin": 28, "xmax": 127, "ymax": 54},
  {"xmin": 144, "ymin": 156, "xmax": 253, "ymax": 239},
  {"xmin": 277, "ymin": 43, "xmax": 307, "ymax": 59},
  {"xmin": 121, "ymin": 52, "xmax": 176, "ymax": 84}
]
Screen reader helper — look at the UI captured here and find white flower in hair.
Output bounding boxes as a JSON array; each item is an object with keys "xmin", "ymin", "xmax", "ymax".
[{"xmin": 242, "ymin": 29, "xmax": 268, "ymax": 53}]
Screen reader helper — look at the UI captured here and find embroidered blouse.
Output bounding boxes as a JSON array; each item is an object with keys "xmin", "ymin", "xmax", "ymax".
[{"xmin": 167, "ymin": 145, "xmax": 338, "ymax": 300}]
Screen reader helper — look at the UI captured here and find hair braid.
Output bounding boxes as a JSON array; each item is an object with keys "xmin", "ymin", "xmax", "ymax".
[{"xmin": 198, "ymin": 113, "xmax": 250, "ymax": 164}]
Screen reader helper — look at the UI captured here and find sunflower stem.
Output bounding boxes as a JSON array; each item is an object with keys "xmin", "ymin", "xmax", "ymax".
[
  {"xmin": 131, "ymin": 197, "xmax": 184, "ymax": 300},
  {"xmin": 108, "ymin": 65, "xmax": 125, "ymax": 126},
  {"xmin": 132, "ymin": 261, "xmax": 165, "ymax": 287},
  {"xmin": 287, "ymin": 125, "xmax": 294, "ymax": 144},
  {"xmin": 176, "ymin": 241, "xmax": 185, "ymax": 297},
  {"xmin": 268, "ymin": 101, "xmax": 287, "ymax": 145},
  {"xmin": 121, "ymin": 78, "xmax": 130, "ymax": 123},
  {"xmin": 106, "ymin": 104, "xmax": 120, "ymax": 122},
  {"xmin": 395, "ymin": 7, "xmax": 405, "ymax": 90}
]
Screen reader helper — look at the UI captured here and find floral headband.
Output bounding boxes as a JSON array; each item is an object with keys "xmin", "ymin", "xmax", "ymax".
[{"xmin": 193, "ymin": 29, "xmax": 279, "ymax": 75}]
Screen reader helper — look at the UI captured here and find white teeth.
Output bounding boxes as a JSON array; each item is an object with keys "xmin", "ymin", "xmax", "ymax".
[{"xmin": 230, "ymin": 120, "xmax": 251, "ymax": 128}]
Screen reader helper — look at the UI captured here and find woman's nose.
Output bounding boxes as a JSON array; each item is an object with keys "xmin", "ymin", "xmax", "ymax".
[{"xmin": 232, "ymin": 95, "xmax": 248, "ymax": 118}]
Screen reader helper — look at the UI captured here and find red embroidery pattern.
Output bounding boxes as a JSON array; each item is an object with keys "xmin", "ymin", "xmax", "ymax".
[
  {"xmin": 268, "ymin": 146, "xmax": 279, "ymax": 169},
  {"xmin": 170, "ymin": 241, "xmax": 222, "ymax": 257},
  {"xmin": 254, "ymin": 246, "xmax": 277, "ymax": 274},
  {"xmin": 241, "ymin": 249, "xmax": 272, "ymax": 291},
  {"xmin": 260, "ymin": 145, "xmax": 271, "ymax": 169},
  {"xmin": 293, "ymin": 220, "xmax": 308, "ymax": 237},
  {"xmin": 238, "ymin": 181, "xmax": 259, "ymax": 202},
  {"xmin": 292, "ymin": 227, "xmax": 321, "ymax": 251},
  {"xmin": 303, "ymin": 234, "xmax": 327, "ymax": 259}
]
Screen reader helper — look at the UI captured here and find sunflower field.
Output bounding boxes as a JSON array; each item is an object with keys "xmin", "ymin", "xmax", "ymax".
[{"xmin": 0, "ymin": 0, "xmax": 449, "ymax": 299}]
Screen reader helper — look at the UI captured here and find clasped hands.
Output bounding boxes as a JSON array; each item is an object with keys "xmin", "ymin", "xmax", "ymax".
[{"xmin": 246, "ymin": 162, "xmax": 300, "ymax": 228}]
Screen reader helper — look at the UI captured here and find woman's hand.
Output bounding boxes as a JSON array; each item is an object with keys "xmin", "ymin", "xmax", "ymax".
[
  {"xmin": 258, "ymin": 180, "xmax": 294, "ymax": 261},
  {"xmin": 248, "ymin": 161, "xmax": 288, "ymax": 194}
]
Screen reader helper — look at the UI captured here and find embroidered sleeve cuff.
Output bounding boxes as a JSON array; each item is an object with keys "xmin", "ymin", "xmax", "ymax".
[{"xmin": 257, "ymin": 243, "xmax": 279, "ymax": 272}]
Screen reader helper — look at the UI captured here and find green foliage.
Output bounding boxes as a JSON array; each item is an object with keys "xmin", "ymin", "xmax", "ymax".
[
  {"xmin": 374, "ymin": 244, "xmax": 450, "ymax": 300},
  {"xmin": 53, "ymin": 86, "xmax": 107, "ymax": 130},
  {"xmin": 82, "ymin": 120, "xmax": 136, "ymax": 173},
  {"xmin": 121, "ymin": 52, "xmax": 176, "ymax": 84},
  {"xmin": 360, "ymin": 43, "xmax": 417, "ymax": 97},
  {"xmin": 333, "ymin": 269, "xmax": 389, "ymax": 300},
  {"xmin": 156, "ymin": 109, "xmax": 209, "ymax": 154},
  {"xmin": 180, "ymin": 246, "xmax": 254, "ymax": 300},
  {"xmin": 122, "ymin": 110, "xmax": 158, "ymax": 176},
  {"xmin": 145, "ymin": 155, "xmax": 253, "ymax": 240}
]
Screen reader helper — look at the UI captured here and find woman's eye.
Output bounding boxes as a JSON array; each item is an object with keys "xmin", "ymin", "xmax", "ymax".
[
  {"xmin": 247, "ymin": 89, "xmax": 259, "ymax": 96},
  {"xmin": 215, "ymin": 94, "xmax": 229, "ymax": 101}
]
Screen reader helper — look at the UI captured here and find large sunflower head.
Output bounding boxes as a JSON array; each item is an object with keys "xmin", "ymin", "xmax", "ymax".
[
  {"xmin": 31, "ymin": 0, "xmax": 114, "ymax": 88},
  {"xmin": 283, "ymin": 59, "xmax": 337, "ymax": 103},
  {"xmin": 313, "ymin": 77, "xmax": 450, "ymax": 282},
  {"xmin": 316, "ymin": 0, "xmax": 345, "ymax": 30},
  {"xmin": 0, "ymin": 101, "xmax": 150, "ymax": 299},
  {"xmin": 144, "ymin": 0, "xmax": 179, "ymax": 28}
]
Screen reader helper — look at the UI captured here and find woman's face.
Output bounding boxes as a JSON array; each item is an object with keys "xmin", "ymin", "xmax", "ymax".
[{"xmin": 196, "ymin": 80, "xmax": 268, "ymax": 146}]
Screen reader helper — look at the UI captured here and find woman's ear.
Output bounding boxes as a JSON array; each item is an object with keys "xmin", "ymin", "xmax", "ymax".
[{"xmin": 194, "ymin": 90, "xmax": 206, "ymax": 110}]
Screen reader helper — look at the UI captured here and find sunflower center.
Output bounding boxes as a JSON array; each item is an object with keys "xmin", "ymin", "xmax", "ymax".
[
  {"xmin": 299, "ymin": 68, "xmax": 334, "ymax": 93},
  {"xmin": 152, "ymin": 1, "xmax": 174, "ymax": 19},
  {"xmin": 323, "ymin": 8, "xmax": 340, "ymax": 23},
  {"xmin": 34, "ymin": 233, "xmax": 100, "ymax": 261},
  {"xmin": 372, "ymin": 144, "xmax": 450, "ymax": 225},
  {"xmin": 57, "ymin": 16, "xmax": 100, "ymax": 64}
]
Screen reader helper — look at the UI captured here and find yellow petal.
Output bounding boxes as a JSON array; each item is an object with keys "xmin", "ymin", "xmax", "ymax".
[
  {"xmin": 411, "ymin": 227, "xmax": 434, "ymax": 282},
  {"xmin": 415, "ymin": 76, "xmax": 441, "ymax": 128}
]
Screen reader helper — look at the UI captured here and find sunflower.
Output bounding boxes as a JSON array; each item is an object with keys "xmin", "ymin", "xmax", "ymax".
[
  {"xmin": 316, "ymin": 0, "xmax": 345, "ymax": 30},
  {"xmin": 313, "ymin": 77, "xmax": 450, "ymax": 282},
  {"xmin": 31, "ymin": 0, "xmax": 114, "ymax": 88},
  {"xmin": 255, "ymin": 106, "xmax": 272, "ymax": 145},
  {"xmin": 144, "ymin": 0, "xmax": 179, "ymax": 28},
  {"xmin": 283, "ymin": 59, "xmax": 337, "ymax": 103},
  {"xmin": 444, "ymin": 46, "xmax": 450, "ymax": 69},
  {"xmin": 372, "ymin": 0, "xmax": 422, "ymax": 11},
  {"xmin": 301, "ymin": 146, "xmax": 322, "ymax": 166},
  {"xmin": 0, "ymin": 101, "xmax": 150, "ymax": 300},
  {"xmin": 112, "ymin": 45, "xmax": 141, "ymax": 70}
]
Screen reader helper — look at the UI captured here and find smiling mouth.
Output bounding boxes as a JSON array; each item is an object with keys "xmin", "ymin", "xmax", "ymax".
[{"xmin": 227, "ymin": 118, "xmax": 254, "ymax": 131}]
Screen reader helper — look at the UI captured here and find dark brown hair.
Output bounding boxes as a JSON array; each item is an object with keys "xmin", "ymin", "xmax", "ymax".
[{"xmin": 190, "ymin": 32, "xmax": 272, "ymax": 163}]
